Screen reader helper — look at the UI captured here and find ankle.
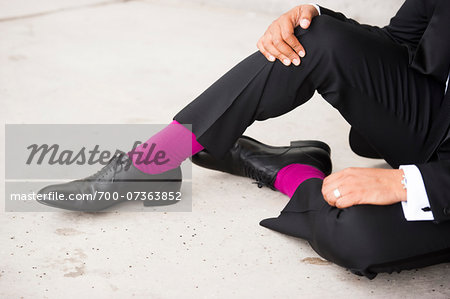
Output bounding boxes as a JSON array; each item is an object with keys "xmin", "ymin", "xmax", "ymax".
[{"xmin": 274, "ymin": 164, "xmax": 325, "ymax": 198}]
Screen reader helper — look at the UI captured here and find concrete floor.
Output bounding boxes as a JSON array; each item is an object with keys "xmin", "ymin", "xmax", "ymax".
[{"xmin": 1, "ymin": 0, "xmax": 449, "ymax": 298}]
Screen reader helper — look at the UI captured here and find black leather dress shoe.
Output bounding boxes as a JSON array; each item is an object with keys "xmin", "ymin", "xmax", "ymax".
[
  {"xmin": 191, "ymin": 136, "xmax": 332, "ymax": 189},
  {"xmin": 37, "ymin": 153, "xmax": 182, "ymax": 212}
]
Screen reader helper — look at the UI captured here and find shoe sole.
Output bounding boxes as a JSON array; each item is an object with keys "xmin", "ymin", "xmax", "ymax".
[{"xmin": 37, "ymin": 179, "xmax": 182, "ymax": 212}]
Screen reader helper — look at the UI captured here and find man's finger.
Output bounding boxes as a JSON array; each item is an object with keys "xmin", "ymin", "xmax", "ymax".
[
  {"xmin": 257, "ymin": 39, "xmax": 275, "ymax": 62},
  {"xmin": 283, "ymin": 34, "xmax": 306, "ymax": 58},
  {"xmin": 322, "ymin": 185, "xmax": 338, "ymax": 206},
  {"xmin": 272, "ymin": 25, "xmax": 300, "ymax": 66},
  {"xmin": 263, "ymin": 39, "xmax": 291, "ymax": 66},
  {"xmin": 336, "ymin": 195, "xmax": 356, "ymax": 209},
  {"xmin": 272, "ymin": 36, "xmax": 299, "ymax": 65},
  {"xmin": 299, "ymin": 8, "xmax": 313, "ymax": 29},
  {"xmin": 322, "ymin": 172, "xmax": 344, "ymax": 192},
  {"xmin": 278, "ymin": 18, "xmax": 304, "ymax": 61},
  {"xmin": 324, "ymin": 191, "xmax": 337, "ymax": 206}
]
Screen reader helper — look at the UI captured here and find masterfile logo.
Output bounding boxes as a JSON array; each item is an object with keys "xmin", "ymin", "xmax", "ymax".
[{"xmin": 4, "ymin": 124, "xmax": 192, "ymax": 212}]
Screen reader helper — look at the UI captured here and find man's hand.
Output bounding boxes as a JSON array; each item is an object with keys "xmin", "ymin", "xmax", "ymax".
[
  {"xmin": 257, "ymin": 4, "xmax": 319, "ymax": 66},
  {"xmin": 321, "ymin": 168, "xmax": 407, "ymax": 209}
]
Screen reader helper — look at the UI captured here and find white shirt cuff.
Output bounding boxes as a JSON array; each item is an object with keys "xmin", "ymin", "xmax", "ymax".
[
  {"xmin": 399, "ymin": 165, "xmax": 434, "ymax": 221},
  {"xmin": 308, "ymin": 3, "xmax": 321, "ymax": 15}
]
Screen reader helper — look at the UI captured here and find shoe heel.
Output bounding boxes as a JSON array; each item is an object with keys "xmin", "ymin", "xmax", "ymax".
[
  {"xmin": 290, "ymin": 140, "xmax": 331, "ymax": 154},
  {"xmin": 142, "ymin": 179, "xmax": 182, "ymax": 207}
]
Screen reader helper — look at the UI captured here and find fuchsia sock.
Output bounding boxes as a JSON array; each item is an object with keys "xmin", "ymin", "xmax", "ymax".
[
  {"xmin": 274, "ymin": 164, "xmax": 325, "ymax": 198},
  {"xmin": 128, "ymin": 120, "xmax": 204, "ymax": 174}
]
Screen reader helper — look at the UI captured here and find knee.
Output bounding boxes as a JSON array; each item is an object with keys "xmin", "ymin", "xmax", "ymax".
[
  {"xmin": 349, "ymin": 127, "xmax": 382, "ymax": 159},
  {"xmin": 294, "ymin": 15, "xmax": 347, "ymax": 58}
]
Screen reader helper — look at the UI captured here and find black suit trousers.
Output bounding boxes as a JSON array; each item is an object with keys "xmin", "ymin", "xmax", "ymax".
[{"xmin": 174, "ymin": 15, "xmax": 450, "ymax": 278}]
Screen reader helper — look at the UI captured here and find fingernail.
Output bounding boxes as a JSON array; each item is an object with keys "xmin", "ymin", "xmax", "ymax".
[
  {"xmin": 283, "ymin": 58, "xmax": 291, "ymax": 66},
  {"xmin": 268, "ymin": 55, "xmax": 275, "ymax": 62},
  {"xmin": 300, "ymin": 19, "xmax": 310, "ymax": 28},
  {"xmin": 292, "ymin": 58, "xmax": 300, "ymax": 66},
  {"xmin": 299, "ymin": 50, "xmax": 305, "ymax": 57}
]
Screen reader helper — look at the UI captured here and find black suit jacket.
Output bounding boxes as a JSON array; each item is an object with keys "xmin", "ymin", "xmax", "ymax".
[{"xmin": 320, "ymin": 0, "xmax": 450, "ymax": 222}]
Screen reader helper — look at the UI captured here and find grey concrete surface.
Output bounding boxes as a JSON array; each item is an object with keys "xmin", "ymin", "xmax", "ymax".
[{"xmin": 1, "ymin": 0, "xmax": 449, "ymax": 298}]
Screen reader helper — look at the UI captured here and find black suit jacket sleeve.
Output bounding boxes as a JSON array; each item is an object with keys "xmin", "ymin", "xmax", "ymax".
[
  {"xmin": 317, "ymin": 6, "xmax": 397, "ymax": 39},
  {"xmin": 384, "ymin": 0, "xmax": 449, "ymax": 83},
  {"xmin": 417, "ymin": 161, "xmax": 450, "ymax": 223},
  {"xmin": 318, "ymin": 6, "xmax": 360, "ymax": 26},
  {"xmin": 319, "ymin": 2, "xmax": 450, "ymax": 223},
  {"xmin": 321, "ymin": 0, "xmax": 449, "ymax": 84},
  {"xmin": 382, "ymin": 0, "xmax": 433, "ymax": 50},
  {"xmin": 383, "ymin": 0, "xmax": 450, "ymax": 223}
]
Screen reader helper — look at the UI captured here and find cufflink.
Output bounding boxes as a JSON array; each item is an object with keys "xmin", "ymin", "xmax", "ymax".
[{"xmin": 401, "ymin": 174, "xmax": 407, "ymax": 189}]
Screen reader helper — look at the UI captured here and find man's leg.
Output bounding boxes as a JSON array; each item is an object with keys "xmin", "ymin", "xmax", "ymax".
[
  {"xmin": 174, "ymin": 15, "xmax": 449, "ymax": 277},
  {"xmin": 175, "ymin": 15, "xmax": 445, "ymax": 167},
  {"xmin": 260, "ymin": 179, "xmax": 450, "ymax": 278},
  {"xmin": 348, "ymin": 127, "xmax": 382, "ymax": 159}
]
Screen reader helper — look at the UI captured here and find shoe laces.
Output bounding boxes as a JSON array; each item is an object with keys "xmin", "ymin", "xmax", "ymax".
[
  {"xmin": 85, "ymin": 152, "xmax": 129, "ymax": 182},
  {"xmin": 242, "ymin": 160, "xmax": 274, "ymax": 189}
]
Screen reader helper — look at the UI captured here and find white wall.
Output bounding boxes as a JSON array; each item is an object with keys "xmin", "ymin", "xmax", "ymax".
[
  {"xmin": 165, "ymin": 0, "xmax": 405, "ymax": 26},
  {"xmin": 1, "ymin": 0, "xmax": 405, "ymax": 27}
]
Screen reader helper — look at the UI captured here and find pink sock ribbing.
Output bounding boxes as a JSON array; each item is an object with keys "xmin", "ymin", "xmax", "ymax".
[
  {"xmin": 128, "ymin": 120, "xmax": 204, "ymax": 174},
  {"xmin": 274, "ymin": 164, "xmax": 325, "ymax": 198}
]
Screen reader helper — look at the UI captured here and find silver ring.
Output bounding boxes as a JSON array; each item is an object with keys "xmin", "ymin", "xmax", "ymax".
[{"xmin": 333, "ymin": 188, "xmax": 341, "ymax": 199}]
